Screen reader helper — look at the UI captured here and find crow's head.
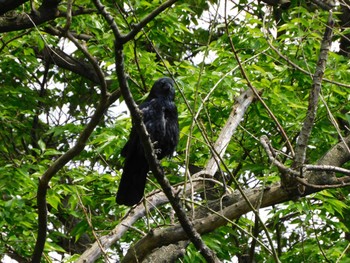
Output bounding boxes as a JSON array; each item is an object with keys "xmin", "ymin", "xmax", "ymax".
[{"xmin": 148, "ymin": 77, "xmax": 175, "ymax": 101}]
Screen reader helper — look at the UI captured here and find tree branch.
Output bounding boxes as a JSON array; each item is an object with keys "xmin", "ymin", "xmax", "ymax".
[
  {"xmin": 0, "ymin": 5, "xmax": 94, "ymax": 33},
  {"xmin": 260, "ymin": 135, "xmax": 299, "ymax": 177},
  {"xmin": 31, "ymin": 48, "xmax": 117, "ymax": 262},
  {"xmin": 76, "ymin": 191, "xmax": 170, "ymax": 263},
  {"xmin": 0, "ymin": 0, "xmax": 28, "ymax": 16},
  {"xmin": 317, "ymin": 134, "xmax": 350, "ymax": 167},
  {"xmin": 293, "ymin": 12, "xmax": 334, "ymax": 168},
  {"xmin": 265, "ymin": 38, "xmax": 350, "ymax": 89},
  {"xmin": 122, "ymin": 184, "xmax": 291, "ymax": 262},
  {"xmin": 310, "ymin": 0, "xmax": 335, "ymax": 10},
  {"xmin": 304, "ymin": 164, "xmax": 350, "ymax": 176},
  {"xmin": 115, "ymin": 19, "xmax": 221, "ymax": 263},
  {"xmin": 36, "ymin": 46, "xmax": 108, "ymax": 85},
  {"xmin": 143, "ymin": 241, "xmax": 189, "ymax": 263},
  {"xmin": 261, "ymin": 134, "xmax": 350, "ymax": 190},
  {"xmin": 205, "ymin": 89, "xmax": 256, "ymax": 176},
  {"xmin": 65, "ymin": 31, "xmax": 108, "ymax": 96}
]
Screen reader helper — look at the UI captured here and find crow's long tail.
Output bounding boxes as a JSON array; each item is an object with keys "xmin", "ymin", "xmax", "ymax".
[{"xmin": 116, "ymin": 154, "xmax": 149, "ymax": 206}]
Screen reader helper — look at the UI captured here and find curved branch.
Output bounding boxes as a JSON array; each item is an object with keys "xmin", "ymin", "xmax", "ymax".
[
  {"xmin": 38, "ymin": 46, "xmax": 98, "ymax": 82},
  {"xmin": 36, "ymin": 46, "xmax": 117, "ymax": 88},
  {"xmin": 31, "ymin": 56, "xmax": 119, "ymax": 262},
  {"xmin": 32, "ymin": 96, "xmax": 114, "ymax": 261}
]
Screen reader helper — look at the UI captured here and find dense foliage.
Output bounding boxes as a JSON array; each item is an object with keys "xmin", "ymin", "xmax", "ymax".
[{"xmin": 0, "ymin": 0, "xmax": 350, "ymax": 262}]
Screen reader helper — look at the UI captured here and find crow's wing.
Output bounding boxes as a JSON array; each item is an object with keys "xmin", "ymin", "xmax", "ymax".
[
  {"xmin": 117, "ymin": 94, "xmax": 178, "ymax": 206},
  {"xmin": 140, "ymin": 98, "xmax": 167, "ymax": 143}
]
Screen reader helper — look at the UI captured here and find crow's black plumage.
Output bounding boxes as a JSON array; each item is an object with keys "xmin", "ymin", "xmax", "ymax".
[{"xmin": 116, "ymin": 77, "xmax": 179, "ymax": 206}]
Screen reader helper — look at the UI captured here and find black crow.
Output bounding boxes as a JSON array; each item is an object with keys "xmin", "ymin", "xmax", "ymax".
[{"xmin": 116, "ymin": 77, "xmax": 179, "ymax": 206}]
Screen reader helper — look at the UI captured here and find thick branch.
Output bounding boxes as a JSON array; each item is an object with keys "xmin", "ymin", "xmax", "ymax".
[
  {"xmin": 306, "ymin": 134, "xmax": 350, "ymax": 186},
  {"xmin": 0, "ymin": 2, "xmax": 94, "ymax": 33},
  {"xmin": 143, "ymin": 241, "xmax": 189, "ymax": 263},
  {"xmin": 124, "ymin": 185, "xmax": 291, "ymax": 262},
  {"xmin": 0, "ymin": 0, "xmax": 28, "ymax": 16},
  {"xmin": 206, "ymin": 89, "xmax": 256, "ymax": 176},
  {"xmin": 36, "ymin": 46, "xmax": 101, "ymax": 84},
  {"xmin": 293, "ymin": 13, "xmax": 334, "ymax": 168},
  {"xmin": 317, "ymin": 135, "xmax": 350, "ymax": 166}
]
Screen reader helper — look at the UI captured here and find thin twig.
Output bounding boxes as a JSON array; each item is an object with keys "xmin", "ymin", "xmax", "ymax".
[
  {"xmin": 319, "ymin": 94, "xmax": 350, "ymax": 154},
  {"xmin": 309, "ymin": 203, "xmax": 332, "ymax": 262},
  {"xmin": 310, "ymin": 0, "xmax": 335, "ymax": 10},
  {"xmin": 295, "ymin": 176, "xmax": 350, "ymax": 190},
  {"xmin": 121, "ymin": 0, "xmax": 178, "ymax": 43},
  {"xmin": 260, "ymin": 135, "xmax": 299, "ymax": 177},
  {"xmin": 304, "ymin": 164, "xmax": 350, "ymax": 176},
  {"xmin": 198, "ymin": 121, "xmax": 281, "ymax": 262},
  {"xmin": 76, "ymin": 190, "xmax": 111, "ymax": 263},
  {"xmin": 336, "ymin": 242, "xmax": 350, "ymax": 263}
]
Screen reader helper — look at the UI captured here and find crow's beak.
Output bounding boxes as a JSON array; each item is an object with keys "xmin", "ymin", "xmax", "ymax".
[{"xmin": 165, "ymin": 83, "xmax": 172, "ymax": 91}]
